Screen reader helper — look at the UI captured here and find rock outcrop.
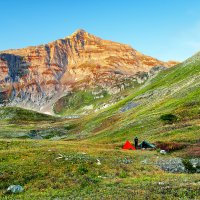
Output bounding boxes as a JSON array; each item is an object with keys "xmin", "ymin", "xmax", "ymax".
[{"xmin": 0, "ymin": 29, "xmax": 178, "ymax": 112}]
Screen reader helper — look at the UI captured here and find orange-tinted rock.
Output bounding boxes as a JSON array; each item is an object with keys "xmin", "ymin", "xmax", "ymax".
[{"xmin": 0, "ymin": 29, "xmax": 178, "ymax": 110}]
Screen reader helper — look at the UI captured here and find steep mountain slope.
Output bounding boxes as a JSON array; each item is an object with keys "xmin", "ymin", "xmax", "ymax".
[
  {"xmin": 0, "ymin": 29, "xmax": 177, "ymax": 113},
  {"xmin": 63, "ymin": 52, "xmax": 200, "ymax": 150},
  {"xmin": 53, "ymin": 66, "xmax": 167, "ymax": 116}
]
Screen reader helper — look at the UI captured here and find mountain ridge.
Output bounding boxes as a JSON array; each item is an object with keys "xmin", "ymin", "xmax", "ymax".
[{"xmin": 0, "ymin": 29, "xmax": 178, "ymax": 113}]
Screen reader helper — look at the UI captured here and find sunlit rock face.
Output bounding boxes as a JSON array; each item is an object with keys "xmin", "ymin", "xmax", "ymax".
[{"xmin": 0, "ymin": 29, "xmax": 178, "ymax": 112}]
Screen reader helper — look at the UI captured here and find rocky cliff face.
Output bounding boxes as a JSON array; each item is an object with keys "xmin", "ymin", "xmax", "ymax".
[{"xmin": 0, "ymin": 29, "xmax": 178, "ymax": 112}]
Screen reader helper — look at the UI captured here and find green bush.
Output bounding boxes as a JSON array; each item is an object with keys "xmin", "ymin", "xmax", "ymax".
[
  {"xmin": 182, "ymin": 159, "xmax": 197, "ymax": 173},
  {"xmin": 77, "ymin": 165, "xmax": 89, "ymax": 175},
  {"xmin": 160, "ymin": 114, "xmax": 178, "ymax": 124},
  {"xmin": 119, "ymin": 170, "xmax": 128, "ymax": 178}
]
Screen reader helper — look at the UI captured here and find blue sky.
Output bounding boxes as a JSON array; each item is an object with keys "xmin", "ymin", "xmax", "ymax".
[{"xmin": 0, "ymin": 0, "xmax": 200, "ymax": 61}]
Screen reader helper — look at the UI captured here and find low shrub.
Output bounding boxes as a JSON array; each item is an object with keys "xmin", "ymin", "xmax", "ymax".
[
  {"xmin": 156, "ymin": 141, "xmax": 187, "ymax": 152},
  {"xmin": 77, "ymin": 165, "xmax": 89, "ymax": 175},
  {"xmin": 182, "ymin": 159, "xmax": 198, "ymax": 173},
  {"xmin": 160, "ymin": 114, "xmax": 178, "ymax": 124},
  {"xmin": 118, "ymin": 170, "xmax": 128, "ymax": 178},
  {"xmin": 186, "ymin": 145, "xmax": 200, "ymax": 157}
]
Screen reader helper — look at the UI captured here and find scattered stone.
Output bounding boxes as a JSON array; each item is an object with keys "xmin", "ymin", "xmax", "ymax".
[
  {"xmin": 120, "ymin": 101, "xmax": 140, "ymax": 112},
  {"xmin": 158, "ymin": 182, "xmax": 165, "ymax": 185},
  {"xmin": 141, "ymin": 159, "xmax": 148, "ymax": 164},
  {"xmin": 98, "ymin": 176, "xmax": 107, "ymax": 179},
  {"xmin": 118, "ymin": 157, "xmax": 133, "ymax": 164},
  {"xmin": 157, "ymin": 158, "xmax": 200, "ymax": 173},
  {"xmin": 160, "ymin": 150, "xmax": 167, "ymax": 155},
  {"xmin": 96, "ymin": 159, "xmax": 101, "ymax": 165},
  {"xmin": 55, "ymin": 154, "xmax": 64, "ymax": 160},
  {"xmin": 63, "ymin": 115, "xmax": 80, "ymax": 119},
  {"xmin": 50, "ymin": 136, "xmax": 62, "ymax": 141},
  {"xmin": 157, "ymin": 158, "xmax": 185, "ymax": 173},
  {"xmin": 190, "ymin": 158, "xmax": 200, "ymax": 169},
  {"xmin": 83, "ymin": 105, "xmax": 94, "ymax": 110},
  {"xmin": 28, "ymin": 130, "xmax": 43, "ymax": 140},
  {"xmin": 6, "ymin": 185, "xmax": 23, "ymax": 194},
  {"xmin": 54, "ymin": 153, "xmax": 96, "ymax": 164}
]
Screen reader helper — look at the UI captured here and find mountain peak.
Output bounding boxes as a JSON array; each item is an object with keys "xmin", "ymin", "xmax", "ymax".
[
  {"xmin": 65, "ymin": 29, "xmax": 90, "ymax": 40},
  {"xmin": 75, "ymin": 29, "xmax": 87, "ymax": 34},
  {"xmin": 71, "ymin": 29, "xmax": 87, "ymax": 37}
]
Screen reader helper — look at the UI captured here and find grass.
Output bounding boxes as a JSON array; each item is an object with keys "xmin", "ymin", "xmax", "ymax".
[
  {"xmin": 53, "ymin": 89, "xmax": 115, "ymax": 116},
  {"xmin": 0, "ymin": 139, "xmax": 199, "ymax": 199},
  {"xmin": 0, "ymin": 53, "xmax": 200, "ymax": 199},
  {"xmin": 0, "ymin": 107, "xmax": 70, "ymax": 139},
  {"xmin": 0, "ymin": 107, "xmax": 56, "ymax": 122}
]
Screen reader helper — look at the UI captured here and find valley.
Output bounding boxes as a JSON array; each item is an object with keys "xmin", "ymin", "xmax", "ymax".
[{"xmin": 0, "ymin": 31, "xmax": 199, "ymax": 199}]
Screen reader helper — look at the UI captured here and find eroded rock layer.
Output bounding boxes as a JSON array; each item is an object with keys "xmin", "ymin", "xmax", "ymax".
[{"xmin": 0, "ymin": 29, "xmax": 178, "ymax": 112}]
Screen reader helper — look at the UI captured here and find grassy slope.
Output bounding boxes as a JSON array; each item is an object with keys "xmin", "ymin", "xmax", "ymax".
[
  {"xmin": 0, "ymin": 107, "xmax": 62, "ymax": 138},
  {"xmin": 65, "ymin": 53, "xmax": 200, "ymax": 147},
  {"xmin": 0, "ymin": 107, "xmax": 56, "ymax": 121},
  {"xmin": 53, "ymin": 90, "xmax": 110, "ymax": 116},
  {"xmin": 53, "ymin": 86, "xmax": 138, "ymax": 116},
  {"xmin": 53, "ymin": 74, "xmax": 143, "ymax": 116}
]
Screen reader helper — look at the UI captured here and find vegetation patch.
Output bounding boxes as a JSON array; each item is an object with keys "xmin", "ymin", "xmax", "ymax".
[
  {"xmin": 156, "ymin": 141, "xmax": 187, "ymax": 152},
  {"xmin": 182, "ymin": 159, "xmax": 200, "ymax": 173},
  {"xmin": 160, "ymin": 114, "xmax": 178, "ymax": 124},
  {"xmin": 0, "ymin": 140, "xmax": 199, "ymax": 199}
]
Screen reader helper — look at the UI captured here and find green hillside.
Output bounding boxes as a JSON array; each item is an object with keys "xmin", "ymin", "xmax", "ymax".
[
  {"xmin": 53, "ymin": 75, "xmax": 143, "ymax": 116},
  {"xmin": 64, "ymin": 53, "xmax": 200, "ymax": 150},
  {"xmin": 0, "ymin": 107, "xmax": 56, "ymax": 121},
  {"xmin": 0, "ymin": 107, "xmax": 60, "ymax": 138}
]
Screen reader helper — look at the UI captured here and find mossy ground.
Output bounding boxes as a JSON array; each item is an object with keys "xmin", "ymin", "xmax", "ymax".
[
  {"xmin": 0, "ymin": 107, "xmax": 64, "ymax": 138},
  {"xmin": 0, "ymin": 140, "xmax": 199, "ymax": 199}
]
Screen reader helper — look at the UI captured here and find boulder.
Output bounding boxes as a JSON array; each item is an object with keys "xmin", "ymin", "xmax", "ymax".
[
  {"xmin": 7, "ymin": 185, "xmax": 23, "ymax": 194},
  {"xmin": 160, "ymin": 150, "xmax": 167, "ymax": 154}
]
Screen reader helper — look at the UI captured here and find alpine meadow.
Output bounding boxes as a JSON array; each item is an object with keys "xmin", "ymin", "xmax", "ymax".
[{"xmin": 0, "ymin": 1, "xmax": 199, "ymax": 199}]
